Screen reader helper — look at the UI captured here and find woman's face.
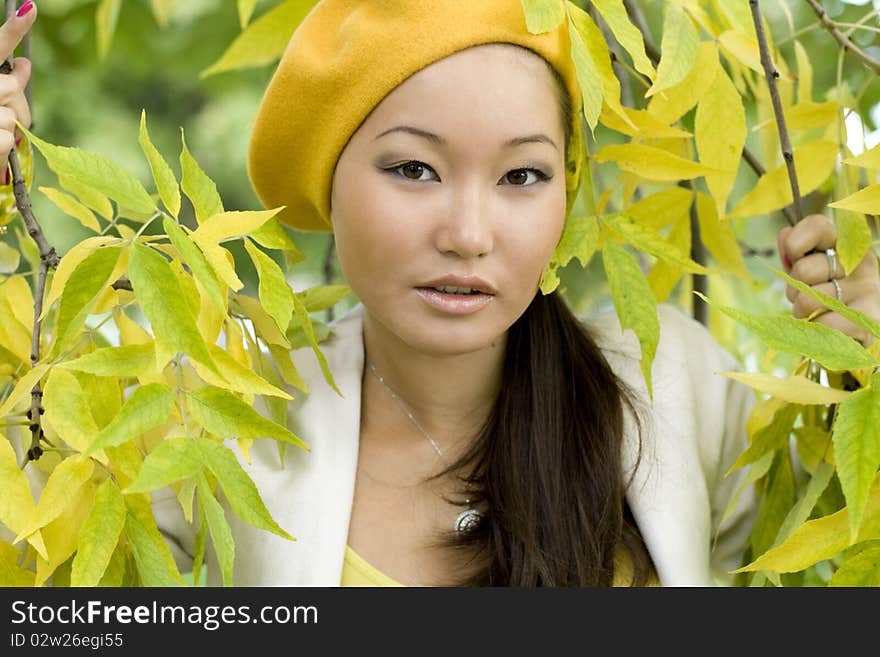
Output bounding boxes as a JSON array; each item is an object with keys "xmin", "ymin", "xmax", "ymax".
[{"xmin": 330, "ymin": 44, "xmax": 567, "ymax": 356}]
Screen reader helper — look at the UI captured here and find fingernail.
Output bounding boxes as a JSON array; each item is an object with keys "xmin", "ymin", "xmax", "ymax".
[
  {"xmin": 16, "ymin": 1, "xmax": 35, "ymax": 18},
  {"xmin": 783, "ymin": 253, "xmax": 792, "ymax": 270},
  {"xmin": 4, "ymin": 168, "xmax": 10, "ymax": 185},
  {"xmin": 14, "ymin": 136, "xmax": 21, "ymax": 147}
]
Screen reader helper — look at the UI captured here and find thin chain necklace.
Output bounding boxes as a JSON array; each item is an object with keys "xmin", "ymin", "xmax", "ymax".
[{"xmin": 366, "ymin": 358, "xmax": 484, "ymax": 533}]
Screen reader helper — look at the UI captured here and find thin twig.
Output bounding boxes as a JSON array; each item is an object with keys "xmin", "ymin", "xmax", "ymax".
[
  {"xmin": 4, "ymin": 0, "xmax": 56, "ymax": 466},
  {"xmin": 804, "ymin": 0, "xmax": 880, "ymax": 75},
  {"xmin": 750, "ymin": 0, "xmax": 803, "ymax": 226}
]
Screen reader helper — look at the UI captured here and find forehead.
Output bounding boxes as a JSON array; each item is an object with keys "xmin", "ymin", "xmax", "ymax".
[{"xmin": 362, "ymin": 44, "xmax": 562, "ymax": 137}]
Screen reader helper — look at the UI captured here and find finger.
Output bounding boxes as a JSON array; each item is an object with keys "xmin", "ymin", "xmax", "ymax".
[
  {"xmin": 790, "ymin": 279, "xmax": 845, "ymax": 317},
  {"xmin": 0, "ymin": 56, "xmax": 30, "ymax": 105},
  {"xmin": 777, "ymin": 225, "xmax": 793, "ymax": 271},
  {"xmin": 788, "ymin": 250, "xmax": 842, "ymax": 286},
  {"xmin": 782, "ymin": 214, "xmax": 837, "ymax": 263},
  {"xmin": 0, "ymin": 2, "xmax": 37, "ymax": 65}
]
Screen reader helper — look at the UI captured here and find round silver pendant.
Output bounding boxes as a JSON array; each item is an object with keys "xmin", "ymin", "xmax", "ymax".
[{"xmin": 453, "ymin": 508, "xmax": 482, "ymax": 533}]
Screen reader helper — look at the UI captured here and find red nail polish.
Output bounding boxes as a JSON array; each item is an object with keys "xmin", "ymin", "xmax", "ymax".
[
  {"xmin": 4, "ymin": 168, "xmax": 10, "ymax": 185},
  {"xmin": 783, "ymin": 253, "xmax": 792, "ymax": 270},
  {"xmin": 16, "ymin": 1, "xmax": 35, "ymax": 18},
  {"xmin": 14, "ymin": 136, "xmax": 21, "ymax": 147}
]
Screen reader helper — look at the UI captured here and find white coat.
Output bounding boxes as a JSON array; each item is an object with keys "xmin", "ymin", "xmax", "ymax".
[{"xmin": 153, "ymin": 300, "xmax": 758, "ymax": 587}]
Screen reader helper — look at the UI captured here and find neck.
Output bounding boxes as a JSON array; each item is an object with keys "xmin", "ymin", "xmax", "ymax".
[{"xmin": 360, "ymin": 309, "xmax": 507, "ymax": 464}]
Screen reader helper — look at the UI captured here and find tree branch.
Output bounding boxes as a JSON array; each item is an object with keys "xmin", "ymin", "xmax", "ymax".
[
  {"xmin": 750, "ymin": 0, "xmax": 803, "ymax": 225},
  {"xmin": 805, "ymin": 0, "xmax": 880, "ymax": 75},
  {"xmin": 4, "ymin": 0, "xmax": 56, "ymax": 467}
]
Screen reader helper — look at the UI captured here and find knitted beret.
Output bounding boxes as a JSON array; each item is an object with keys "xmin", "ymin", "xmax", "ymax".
[{"xmin": 247, "ymin": 0, "xmax": 585, "ymax": 233}]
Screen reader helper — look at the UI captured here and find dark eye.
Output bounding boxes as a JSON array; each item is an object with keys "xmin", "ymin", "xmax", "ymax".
[
  {"xmin": 386, "ymin": 161, "xmax": 550, "ymax": 186},
  {"xmin": 389, "ymin": 161, "xmax": 436, "ymax": 182},
  {"xmin": 504, "ymin": 169, "xmax": 549, "ymax": 186}
]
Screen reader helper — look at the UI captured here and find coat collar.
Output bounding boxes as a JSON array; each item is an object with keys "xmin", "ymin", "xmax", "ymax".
[{"xmin": 248, "ymin": 301, "xmax": 711, "ymax": 586}]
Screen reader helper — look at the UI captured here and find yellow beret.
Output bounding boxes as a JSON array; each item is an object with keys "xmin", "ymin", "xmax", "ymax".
[{"xmin": 247, "ymin": 0, "xmax": 585, "ymax": 233}]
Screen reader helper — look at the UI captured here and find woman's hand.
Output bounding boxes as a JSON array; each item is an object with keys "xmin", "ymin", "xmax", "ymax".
[
  {"xmin": 777, "ymin": 213, "xmax": 880, "ymax": 349},
  {"xmin": 0, "ymin": 2, "xmax": 35, "ymax": 169}
]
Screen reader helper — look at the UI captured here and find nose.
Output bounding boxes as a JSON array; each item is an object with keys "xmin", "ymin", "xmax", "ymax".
[{"xmin": 435, "ymin": 183, "xmax": 494, "ymax": 258}]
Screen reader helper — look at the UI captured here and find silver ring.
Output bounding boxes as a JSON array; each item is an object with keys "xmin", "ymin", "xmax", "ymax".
[
  {"xmin": 831, "ymin": 277, "xmax": 843, "ymax": 302},
  {"xmin": 826, "ymin": 247, "xmax": 838, "ymax": 279}
]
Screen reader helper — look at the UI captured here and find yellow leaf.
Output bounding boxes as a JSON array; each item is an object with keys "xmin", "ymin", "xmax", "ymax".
[
  {"xmin": 192, "ymin": 209, "xmax": 283, "ymax": 246},
  {"xmin": 522, "ymin": 0, "xmax": 566, "ymax": 33},
  {"xmin": 835, "ymin": 210, "xmax": 873, "ymax": 278},
  {"xmin": 843, "ymin": 144, "xmax": 880, "ymax": 170},
  {"xmin": 646, "ymin": 3, "xmax": 698, "ymax": 98},
  {"xmin": 729, "ymin": 140, "xmax": 838, "ymax": 218},
  {"xmin": 647, "ymin": 40, "xmax": 718, "ymax": 124},
  {"xmin": 794, "ymin": 41, "xmax": 813, "ymax": 104},
  {"xmin": 734, "ymin": 475, "xmax": 880, "ymax": 573},
  {"xmin": 646, "ymin": 215, "xmax": 689, "ymax": 303},
  {"xmin": 718, "ymin": 30, "xmax": 764, "ymax": 76},
  {"xmin": 34, "ymin": 479, "xmax": 96, "ymax": 586},
  {"xmin": 829, "ymin": 184, "xmax": 880, "ymax": 215},
  {"xmin": 234, "ymin": 294, "xmax": 291, "ymax": 348},
  {"xmin": 717, "ymin": 371, "xmax": 850, "ymax": 405},
  {"xmin": 602, "ymin": 212, "xmax": 711, "ymax": 274},
  {"xmin": 594, "ymin": 143, "xmax": 718, "ymax": 181},
  {"xmin": 599, "ymin": 106, "xmax": 691, "ymax": 139},
  {"xmin": 0, "ymin": 540, "xmax": 34, "ymax": 586},
  {"xmin": 96, "ymin": 0, "xmax": 121, "ymax": 62},
  {"xmin": 3, "ymin": 276, "xmax": 38, "ymax": 335},
  {"xmin": 15, "ymin": 455, "xmax": 94, "ymax": 543},
  {"xmin": 695, "ymin": 66, "xmax": 745, "ymax": 220},
  {"xmin": 150, "ymin": 0, "xmax": 175, "ymax": 29},
  {"xmin": 0, "ymin": 363, "xmax": 50, "ymax": 419},
  {"xmin": 0, "ymin": 435, "xmax": 47, "ymax": 559},
  {"xmin": 695, "ymin": 193, "xmax": 749, "ymax": 278},
  {"xmin": 83, "ymin": 382, "xmax": 175, "ymax": 457},
  {"xmin": 40, "ymin": 236, "xmax": 119, "ymax": 322},
  {"xmin": 192, "ymin": 343, "xmax": 293, "ymax": 400},
  {"xmin": 591, "ymin": 0, "xmax": 656, "ymax": 80},
  {"xmin": 0, "ymin": 292, "xmax": 30, "ymax": 363},
  {"xmin": 39, "ymin": 186, "xmax": 100, "ymax": 232}
]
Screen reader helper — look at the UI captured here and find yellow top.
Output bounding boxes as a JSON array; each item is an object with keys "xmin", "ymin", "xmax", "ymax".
[{"xmin": 340, "ymin": 544, "xmax": 661, "ymax": 587}]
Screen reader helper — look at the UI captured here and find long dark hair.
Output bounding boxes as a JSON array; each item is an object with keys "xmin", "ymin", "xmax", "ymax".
[{"xmin": 423, "ymin": 45, "xmax": 654, "ymax": 586}]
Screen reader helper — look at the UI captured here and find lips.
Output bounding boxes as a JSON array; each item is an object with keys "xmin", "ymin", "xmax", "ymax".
[{"xmin": 415, "ymin": 287, "xmax": 494, "ymax": 315}]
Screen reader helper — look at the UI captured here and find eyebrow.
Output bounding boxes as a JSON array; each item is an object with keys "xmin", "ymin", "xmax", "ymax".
[{"xmin": 374, "ymin": 125, "xmax": 558, "ymax": 151}]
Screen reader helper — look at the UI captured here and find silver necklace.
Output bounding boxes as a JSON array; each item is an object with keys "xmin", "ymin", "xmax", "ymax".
[{"xmin": 366, "ymin": 358, "xmax": 484, "ymax": 533}]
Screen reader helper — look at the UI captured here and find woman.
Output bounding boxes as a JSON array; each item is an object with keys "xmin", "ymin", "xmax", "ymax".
[{"xmin": 3, "ymin": 1, "xmax": 879, "ymax": 587}]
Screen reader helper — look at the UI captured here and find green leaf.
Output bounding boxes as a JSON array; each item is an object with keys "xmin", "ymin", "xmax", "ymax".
[
  {"xmin": 831, "ymin": 371, "xmax": 880, "ymax": 543},
  {"xmin": 726, "ymin": 400, "xmax": 801, "ymax": 475},
  {"xmin": 185, "ymin": 386, "xmax": 310, "ymax": 450},
  {"xmin": 196, "ymin": 343, "xmax": 294, "ymax": 399},
  {"xmin": 60, "ymin": 342, "xmax": 157, "ymax": 378},
  {"xmin": 291, "ymin": 285, "xmax": 342, "ymax": 397},
  {"xmin": 84, "ymin": 383, "xmax": 175, "ymax": 456},
  {"xmin": 96, "ymin": 0, "xmax": 122, "ymax": 62},
  {"xmin": 197, "ymin": 472, "xmax": 235, "ymax": 586},
  {"xmin": 521, "ymin": 0, "xmax": 566, "ymax": 33},
  {"xmin": 0, "ymin": 362, "xmax": 49, "ymax": 419},
  {"xmin": 591, "ymin": 0, "xmax": 656, "ymax": 80},
  {"xmin": 201, "ymin": 0, "xmax": 313, "ymax": 78},
  {"xmin": 127, "ymin": 242, "xmax": 221, "ymax": 377},
  {"xmin": 565, "ymin": 4, "xmax": 604, "ymax": 133},
  {"xmin": 735, "ymin": 475, "xmax": 880, "ymax": 573},
  {"xmin": 602, "ymin": 213, "xmax": 711, "ymax": 274},
  {"xmin": 244, "ymin": 239, "xmax": 294, "ymax": 333},
  {"xmin": 70, "ymin": 478, "xmax": 126, "ymax": 587},
  {"xmin": 39, "ymin": 186, "xmax": 101, "ymax": 232},
  {"xmin": 828, "ymin": 545, "xmax": 880, "ymax": 586},
  {"xmin": 49, "ymin": 246, "xmax": 123, "ymax": 358},
  {"xmin": 15, "ymin": 456, "xmax": 95, "ymax": 543},
  {"xmin": 179, "ymin": 129, "xmax": 223, "ymax": 225},
  {"xmin": 601, "ymin": 239, "xmax": 659, "ymax": 399},
  {"xmin": 139, "ymin": 110, "xmax": 181, "ymax": 218},
  {"xmin": 192, "ymin": 504, "xmax": 208, "ymax": 588},
  {"xmin": 835, "ymin": 209, "xmax": 873, "ymax": 277},
  {"xmin": 0, "ymin": 242, "xmax": 20, "ymax": 274},
  {"xmin": 124, "ymin": 438, "xmax": 203, "ymax": 493},
  {"xmin": 766, "ymin": 264, "xmax": 880, "ymax": 340},
  {"xmin": 163, "ymin": 216, "xmax": 226, "ymax": 314},
  {"xmin": 749, "ymin": 449, "xmax": 796, "ymax": 568},
  {"xmin": 542, "ymin": 215, "xmax": 600, "ymax": 294},
  {"xmin": 124, "ymin": 493, "xmax": 185, "ymax": 586},
  {"xmin": 297, "ymin": 285, "xmax": 352, "ymax": 313},
  {"xmin": 19, "ymin": 124, "xmax": 155, "ymax": 214},
  {"xmin": 194, "ymin": 437, "xmax": 294, "ymax": 541},
  {"xmin": 0, "ymin": 541, "xmax": 35, "ymax": 586},
  {"xmin": 57, "ymin": 174, "xmax": 114, "ymax": 221},
  {"xmin": 646, "ymin": 3, "xmax": 698, "ymax": 97},
  {"xmin": 42, "ymin": 367, "xmax": 103, "ymax": 457},
  {"xmin": 249, "ymin": 218, "xmax": 305, "ymax": 261},
  {"xmin": 693, "ymin": 292, "xmax": 878, "ymax": 372}
]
